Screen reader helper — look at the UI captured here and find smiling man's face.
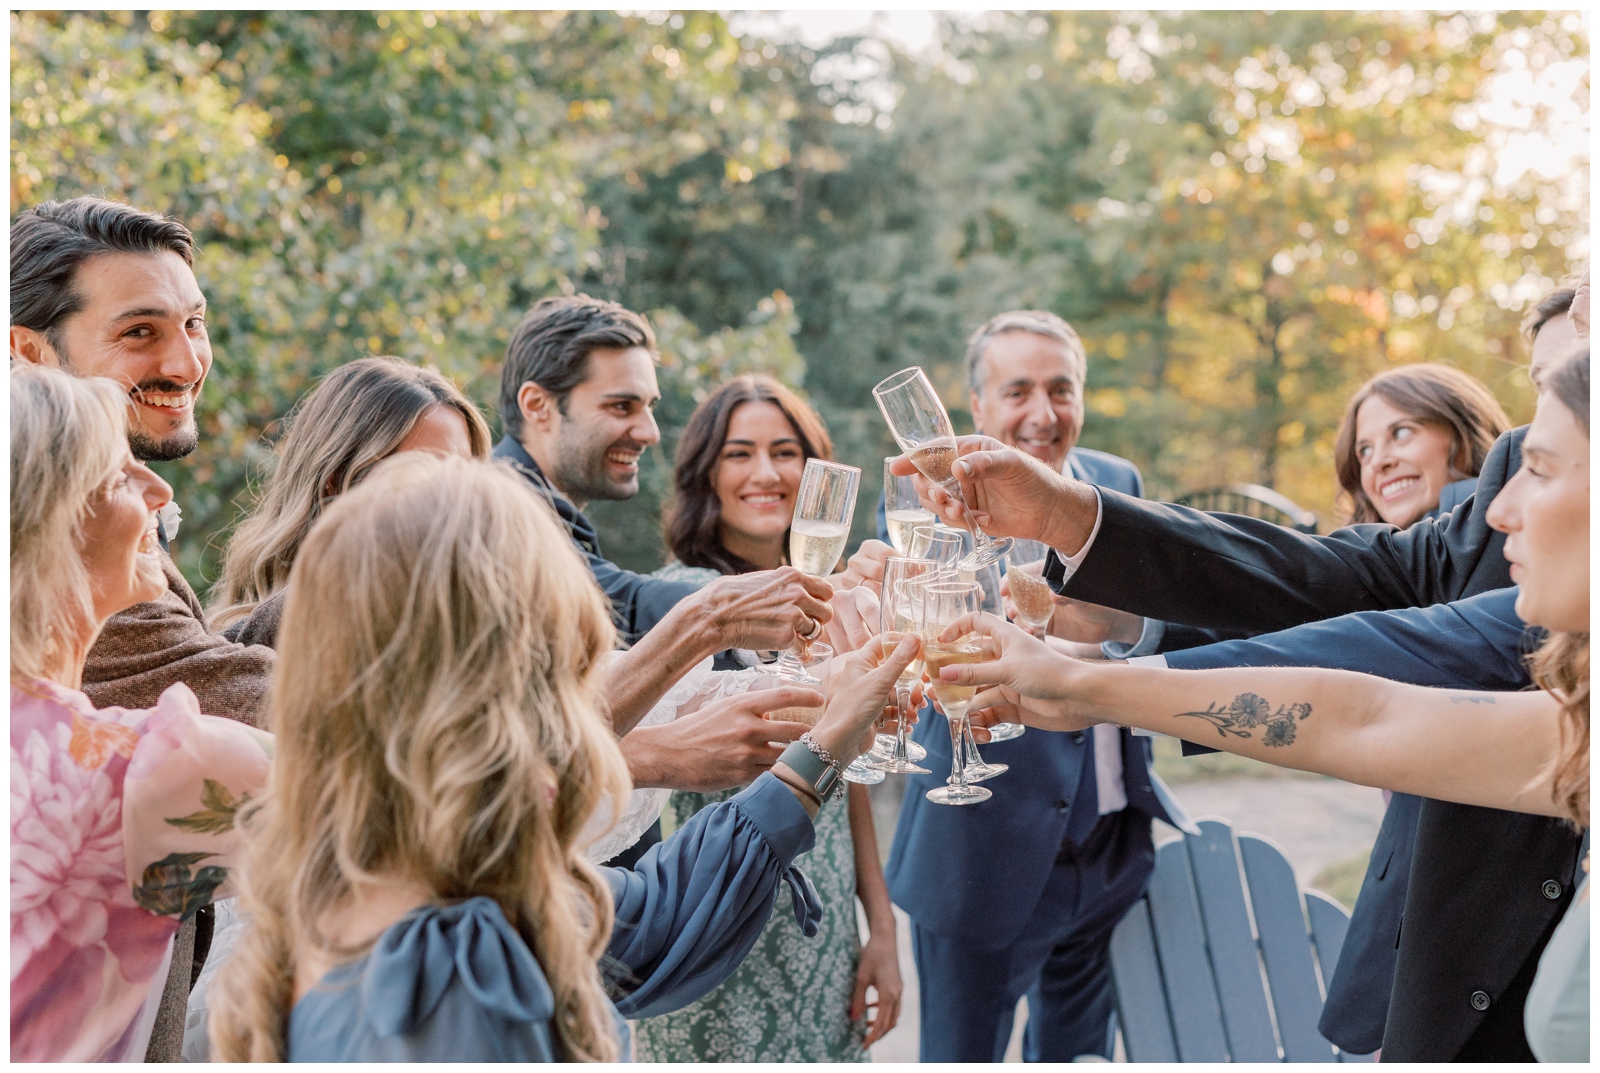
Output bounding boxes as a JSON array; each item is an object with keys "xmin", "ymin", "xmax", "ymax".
[
  {"xmin": 968, "ymin": 330, "xmax": 1087, "ymax": 473},
  {"xmin": 39, "ymin": 250, "xmax": 212, "ymax": 461}
]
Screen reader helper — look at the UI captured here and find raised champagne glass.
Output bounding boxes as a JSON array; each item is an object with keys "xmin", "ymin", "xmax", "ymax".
[
  {"xmin": 920, "ymin": 580, "xmax": 992, "ymax": 805},
  {"xmin": 956, "ymin": 558, "xmax": 1015, "ymax": 771},
  {"xmin": 874, "ymin": 367, "xmax": 1013, "ymax": 571},
  {"xmin": 771, "ymin": 458, "xmax": 860, "ymax": 686},
  {"xmin": 884, "ymin": 457, "xmax": 936, "ymax": 555},
  {"xmin": 870, "ymin": 560, "xmax": 939, "ymax": 774}
]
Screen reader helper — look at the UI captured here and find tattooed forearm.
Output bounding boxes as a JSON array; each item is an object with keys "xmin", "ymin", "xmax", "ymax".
[{"xmin": 1173, "ymin": 692, "xmax": 1312, "ymax": 747}]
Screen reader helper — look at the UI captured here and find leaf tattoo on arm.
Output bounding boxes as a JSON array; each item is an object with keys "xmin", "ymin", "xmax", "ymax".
[{"xmin": 1174, "ymin": 692, "xmax": 1312, "ymax": 747}]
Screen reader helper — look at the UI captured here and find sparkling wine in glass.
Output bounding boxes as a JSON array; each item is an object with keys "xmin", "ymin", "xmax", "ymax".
[
  {"xmin": 870, "ymin": 560, "xmax": 940, "ymax": 774},
  {"xmin": 956, "ymin": 558, "xmax": 1018, "ymax": 764},
  {"xmin": 1007, "ymin": 539, "xmax": 1057, "ymax": 636},
  {"xmin": 771, "ymin": 459, "xmax": 859, "ymax": 687},
  {"xmin": 874, "ymin": 367, "xmax": 1013, "ymax": 571},
  {"xmin": 920, "ymin": 580, "xmax": 993, "ymax": 805},
  {"xmin": 884, "ymin": 457, "xmax": 936, "ymax": 555}
]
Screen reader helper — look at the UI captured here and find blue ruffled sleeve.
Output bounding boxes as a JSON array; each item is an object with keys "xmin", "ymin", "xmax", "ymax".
[
  {"xmin": 603, "ymin": 771, "xmax": 822, "ymax": 1019},
  {"xmin": 288, "ymin": 897, "xmax": 569, "ymax": 1061}
]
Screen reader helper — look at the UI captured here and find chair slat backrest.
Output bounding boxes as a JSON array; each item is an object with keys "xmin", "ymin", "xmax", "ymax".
[
  {"xmin": 1109, "ymin": 817, "xmax": 1364, "ymax": 1063},
  {"xmin": 1186, "ymin": 822, "xmax": 1280, "ymax": 1061},
  {"xmin": 1304, "ymin": 892, "xmax": 1376, "ymax": 1063},
  {"xmin": 1238, "ymin": 835, "xmax": 1338, "ymax": 1063},
  {"xmin": 1144, "ymin": 839, "xmax": 1230, "ymax": 1061},
  {"xmin": 1108, "ymin": 900, "xmax": 1180, "ymax": 1062}
]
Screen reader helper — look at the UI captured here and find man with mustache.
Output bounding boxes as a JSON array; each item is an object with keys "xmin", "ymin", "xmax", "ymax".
[{"xmin": 9, "ymin": 196, "xmax": 277, "ymax": 1060}]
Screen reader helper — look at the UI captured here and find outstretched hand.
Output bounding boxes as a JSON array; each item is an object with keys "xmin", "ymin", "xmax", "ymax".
[
  {"xmin": 932, "ymin": 612, "xmax": 1103, "ymax": 734},
  {"xmin": 811, "ymin": 634, "xmax": 922, "ymax": 767},
  {"xmin": 888, "ymin": 435, "xmax": 1096, "ymax": 550}
]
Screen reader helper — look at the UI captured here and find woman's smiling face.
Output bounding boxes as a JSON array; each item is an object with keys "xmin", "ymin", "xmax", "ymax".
[
  {"xmin": 712, "ymin": 400, "xmax": 807, "ymax": 547},
  {"xmin": 76, "ymin": 449, "xmax": 173, "ymax": 622},
  {"xmin": 1355, "ymin": 394, "xmax": 1461, "ymax": 528}
]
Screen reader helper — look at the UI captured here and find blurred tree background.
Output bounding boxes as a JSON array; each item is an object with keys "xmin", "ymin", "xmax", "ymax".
[{"xmin": 12, "ymin": 10, "xmax": 1588, "ymax": 585}]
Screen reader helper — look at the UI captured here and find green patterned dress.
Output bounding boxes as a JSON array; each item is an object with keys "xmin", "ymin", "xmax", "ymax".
[{"xmin": 633, "ymin": 562, "xmax": 868, "ymax": 1063}]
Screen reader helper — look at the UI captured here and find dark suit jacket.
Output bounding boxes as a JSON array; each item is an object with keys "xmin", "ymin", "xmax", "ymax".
[
  {"xmin": 492, "ymin": 436, "xmax": 697, "ymax": 643},
  {"xmin": 1046, "ymin": 426, "xmax": 1584, "ymax": 1061},
  {"xmin": 884, "ymin": 448, "xmax": 1193, "ymax": 949},
  {"xmin": 1164, "ymin": 587, "xmax": 1535, "ymax": 1054}
]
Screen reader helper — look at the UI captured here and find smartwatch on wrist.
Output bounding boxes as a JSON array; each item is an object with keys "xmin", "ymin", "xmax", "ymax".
[{"xmin": 777, "ymin": 738, "xmax": 844, "ymax": 803}]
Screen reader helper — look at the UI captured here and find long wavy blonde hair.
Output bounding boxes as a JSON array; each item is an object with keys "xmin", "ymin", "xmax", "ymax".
[
  {"xmin": 208, "ymin": 454, "xmax": 631, "ymax": 1061},
  {"xmin": 9, "ymin": 364, "xmax": 131, "ymax": 687},
  {"xmin": 210, "ymin": 357, "xmax": 491, "ymax": 629}
]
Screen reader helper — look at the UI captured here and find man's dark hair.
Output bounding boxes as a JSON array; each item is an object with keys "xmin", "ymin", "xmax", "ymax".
[
  {"xmin": 10, "ymin": 197, "xmax": 197, "ymax": 355},
  {"xmin": 498, "ymin": 294, "xmax": 656, "ymax": 439},
  {"xmin": 1523, "ymin": 287, "xmax": 1575, "ymax": 340}
]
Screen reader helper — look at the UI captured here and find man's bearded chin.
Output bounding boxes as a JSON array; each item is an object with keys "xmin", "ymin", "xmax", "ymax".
[{"xmin": 128, "ymin": 421, "xmax": 200, "ymax": 462}]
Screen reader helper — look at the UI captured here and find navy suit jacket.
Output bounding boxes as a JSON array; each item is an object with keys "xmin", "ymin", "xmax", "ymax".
[
  {"xmin": 1162, "ymin": 587, "xmax": 1535, "ymax": 1053},
  {"xmin": 492, "ymin": 437, "xmax": 696, "ymax": 643},
  {"xmin": 884, "ymin": 447, "xmax": 1193, "ymax": 950}
]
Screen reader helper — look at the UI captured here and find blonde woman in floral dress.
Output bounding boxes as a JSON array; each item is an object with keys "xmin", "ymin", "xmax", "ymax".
[
  {"xmin": 637, "ymin": 376, "xmax": 902, "ymax": 1062},
  {"xmin": 9, "ymin": 366, "xmax": 271, "ymax": 1061}
]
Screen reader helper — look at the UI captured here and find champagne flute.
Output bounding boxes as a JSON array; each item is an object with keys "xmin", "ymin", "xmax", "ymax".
[
  {"xmin": 874, "ymin": 367, "xmax": 1013, "ymax": 571},
  {"xmin": 870, "ymin": 560, "xmax": 939, "ymax": 774},
  {"xmin": 920, "ymin": 580, "xmax": 992, "ymax": 805},
  {"xmin": 957, "ymin": 558, "xmax": 1019, "ymax": 766},
  {"xmin": 908, "ymin": 524, "xmax": 964, "ymax": 573},
  {"xmin": 1007, "ymin": 538, "xmax": 1057, "ymax": 637},
  {"xmin": 884, "ymin": 457, "xmax": 935, "ymax": 555},
  {"xmin": 771, "ymin": 458, "xmax": 860, "ymax": 686}
]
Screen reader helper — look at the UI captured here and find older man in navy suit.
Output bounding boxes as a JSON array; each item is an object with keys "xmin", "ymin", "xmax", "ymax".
[{"xmin": 882, "ymin": 311, "xmax": 1194, "ymax": 1062}]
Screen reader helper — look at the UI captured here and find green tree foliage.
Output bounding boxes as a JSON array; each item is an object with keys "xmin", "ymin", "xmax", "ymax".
[{"xmin": 12, "ymin": 11, "xmax": 1586, "ymax": 584}]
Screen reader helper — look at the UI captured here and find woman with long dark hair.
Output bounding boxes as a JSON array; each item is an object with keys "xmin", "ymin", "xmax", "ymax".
[
  {"xmin": 1333, "ymin": 362, "xmax": 1511, "ymax": 527},
  {"xmin": 640, "ymin": 374, "xmax": 902, "ymax": 1061}
]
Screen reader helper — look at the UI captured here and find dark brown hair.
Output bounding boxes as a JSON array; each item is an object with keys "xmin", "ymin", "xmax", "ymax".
[
  {"xmin": 1530, "ymin": 349, "xmax": 1589, "ymax": 829},
  {"xmin": 1334, "ymin": 363, "xmax": 1512, "ymax": 524},
  {"xmin": 1522, "ymin": 287, "xmax": 1575, "ymax": 340},
  {"xmin": 499, "ymin": 295, "xmax": 656, "ymax": 440},
  {"xmin": 664, "ymin": 375, "xmax": 832, "ymax": 576}
]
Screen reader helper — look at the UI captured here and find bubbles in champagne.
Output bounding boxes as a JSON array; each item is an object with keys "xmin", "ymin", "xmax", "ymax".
[
  {"xmin": 908, "ymin": 442, "xmax": 957, "ymax": 484},
  {"xmin": 1009, "ymin": 569, "xmax": 1056, "ymax": 627},
  {"xmin": 789, "ymin": 519, "xmax": 850, "ymax": 577},
  {"xmin": 886, "ymin": 508, "xmax": 935, "ymax": 554},
  {"xmin": 923, "ymin": 642, "xmax": 982, "ymax": 706}
]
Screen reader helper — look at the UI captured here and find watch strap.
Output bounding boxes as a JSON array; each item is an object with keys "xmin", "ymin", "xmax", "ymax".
[{"xmin": 777, "ymin": 739, "xmax": 843, "ymax": 802}]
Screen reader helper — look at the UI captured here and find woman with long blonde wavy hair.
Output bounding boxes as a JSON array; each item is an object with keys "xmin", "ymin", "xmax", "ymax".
[
  {"xmin": 207, "ymin": 453, "xmax": 918, "ymax": 1061},
  {"xmin": 209, "ymin": 356, "xmax": 491, "ymax": 645}
]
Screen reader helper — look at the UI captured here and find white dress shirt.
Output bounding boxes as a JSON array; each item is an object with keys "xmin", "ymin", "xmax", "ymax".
[{"xmin": 1049, "ymin": 473, "xmax": 1128, "ymax": 814}]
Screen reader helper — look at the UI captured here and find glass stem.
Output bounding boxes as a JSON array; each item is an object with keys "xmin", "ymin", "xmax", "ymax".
[
  {"xmin": 963, "ymin": 719, "xmax": 984, "ymax": 768},
  {"xmin": 946, "ymin": 709, "xmax": 968, "ymax": 789},
  {"xmin": 770, "ymin": 644, "xmax": 806, "ymax": 679},
  {"xmin": 892, "ymin": 683, "xmax": 913, "ymax": 762}
]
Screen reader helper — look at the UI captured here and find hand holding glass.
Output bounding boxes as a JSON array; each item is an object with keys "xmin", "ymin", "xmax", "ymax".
[
  {"xmin": 920, "ymin": 581, "xmax": 992, "ymax": 805},
  {"xmin": 771, "ymin": 459, "xmax": 860, "ymax": 686},
  {"xmin": 874, "ymin": 367, "xmax": 1013, "ymax": 570}
]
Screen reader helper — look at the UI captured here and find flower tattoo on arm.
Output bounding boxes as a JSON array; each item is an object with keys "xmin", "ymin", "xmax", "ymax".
[{"xmin": 1174, "ymin": 692, "xmax": 1312, "ymax": 747}]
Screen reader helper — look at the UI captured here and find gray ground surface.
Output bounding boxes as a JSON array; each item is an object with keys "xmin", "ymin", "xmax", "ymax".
[{"xmin": 864, "ymin": 770, "xmax": 1386, "ymax": 1063}]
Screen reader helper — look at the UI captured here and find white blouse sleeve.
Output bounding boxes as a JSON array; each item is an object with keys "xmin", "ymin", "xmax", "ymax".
[{"xmin": 581, "ymin": 658, "xmax": 769, "ymax": 863}]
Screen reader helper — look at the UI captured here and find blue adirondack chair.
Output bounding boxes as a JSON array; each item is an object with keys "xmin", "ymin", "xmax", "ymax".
[{"xmin": 1107, "ymin": 818, "xmax": 1376, "ymax": 1063}]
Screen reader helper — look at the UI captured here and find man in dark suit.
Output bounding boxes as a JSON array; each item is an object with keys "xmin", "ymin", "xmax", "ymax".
[
  {"xmin": 893, "ymin": 285, "xmax": 1589, "ymax": 1060},
  {"xmin": 883, "ymin": 310, "xmax": 1196, "ymax": 1062}
]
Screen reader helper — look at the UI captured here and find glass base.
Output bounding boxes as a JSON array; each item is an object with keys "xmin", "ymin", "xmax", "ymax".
[
  {"xmin": 874, "ymin": 756, "xmax": 930, "ymax": 774},
  {"xmin": 927, "ymin": 782, "xmax": 992, "ymax": 805},
  {"xmin": 964, "ymin": 760, "xmax": 1009, "ymax": 782},
  {"xmin": 842, "ymin": 755, "xmax": 886, "ymax": 785},
  {"xmin": 958, "ymin": 537, "xmax": 1012, "ymax": 572},
  {"xmin": 986, "ymin": 721, "xmax": 1025, "ymax": 742},
  {"xmin": 870, "ymin": 734, "xmax": 927, "ymax": 762}
]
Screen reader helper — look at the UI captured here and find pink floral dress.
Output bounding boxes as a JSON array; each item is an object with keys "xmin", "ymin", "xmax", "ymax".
[{"xmin": 10, "ymin": 679, "xmax": 271, "ymax": 1062}]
